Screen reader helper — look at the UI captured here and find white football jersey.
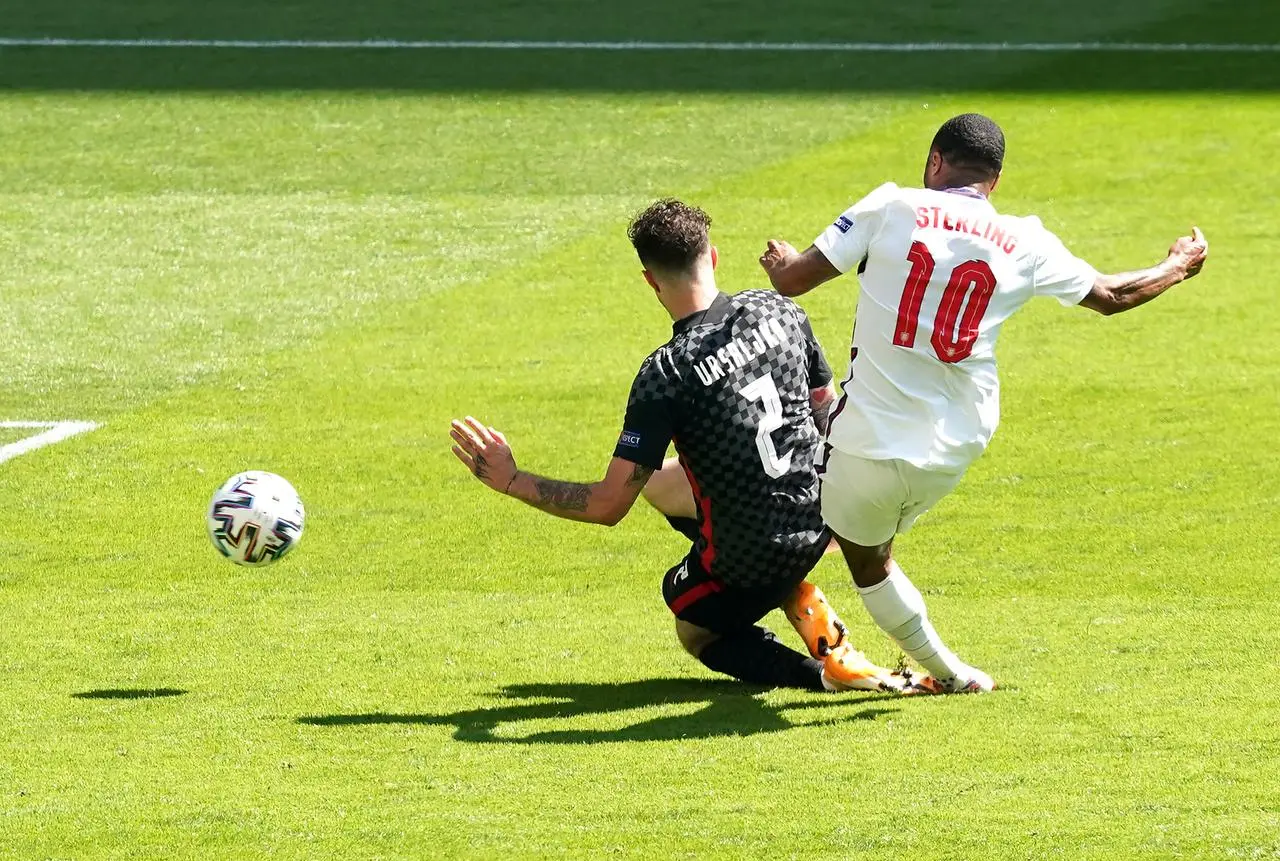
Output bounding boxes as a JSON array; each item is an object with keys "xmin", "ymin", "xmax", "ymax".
[{"xmin": 813, "ymin": 182, "xmax": 1097, "ymax": 473}]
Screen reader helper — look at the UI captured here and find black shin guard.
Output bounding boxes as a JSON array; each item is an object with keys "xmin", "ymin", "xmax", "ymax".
[{"xmin": 697, "ymin": 626, "xmax": 825, "ymax": 691}]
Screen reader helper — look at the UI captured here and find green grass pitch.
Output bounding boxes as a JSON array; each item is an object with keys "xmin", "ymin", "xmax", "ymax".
[{"xmin": 1, "ymin": 1, "xmax": 1279, "ymax": 858}]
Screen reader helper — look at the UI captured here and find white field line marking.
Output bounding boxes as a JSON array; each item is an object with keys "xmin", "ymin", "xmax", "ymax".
[
  {"xmin": 0, "ymin": 38, "xmax": 1277, "ymax": 53},
  {"xmin": 0, "ymin": 421, "xmax": 100, "ymax": 466}
]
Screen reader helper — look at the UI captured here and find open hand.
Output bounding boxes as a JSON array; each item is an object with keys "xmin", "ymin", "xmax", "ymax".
[
  {"xmin": 1169, "ymin": 226, "xmax": 1208, "ymax": 280},
  {"xmin": 450, "ymin": 416, "xmax": 517, "ymax": 493}
]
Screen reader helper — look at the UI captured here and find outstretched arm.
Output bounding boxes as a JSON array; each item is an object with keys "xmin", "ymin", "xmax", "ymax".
[
  {"xmin": 450, "ymin": 417, "xmax": 653, "ymax": 526},
  {"xmin": 759, "ymin": 240, "xmax": 842, "ymax": 297},
  {"xmin": 1081, "ymin": 227, "xmax": 1208, "ymax": 316}
]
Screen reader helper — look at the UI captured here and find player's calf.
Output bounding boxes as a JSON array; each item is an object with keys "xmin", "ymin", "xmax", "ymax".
[
  {"xmin": 692, "ymin": 624, "xmax": 828, "ymax": 692},
  {"xmin": 782, "ymin": 580, "xmax": 848, "ymax": 658},
  {"xmin": 666, "ymin": 558, "xmax": 828, "ymax": 692}
]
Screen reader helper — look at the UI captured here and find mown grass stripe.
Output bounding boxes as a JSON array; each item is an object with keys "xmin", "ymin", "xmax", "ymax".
[{"xmin": 0, "ymin": 37, "xmax": 1277, "ymax": 52}]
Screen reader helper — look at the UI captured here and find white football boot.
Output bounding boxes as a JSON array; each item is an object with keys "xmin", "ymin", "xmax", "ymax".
[{"xmin": 902, "ymin": 665, "xmax": 996, "ymax": 695}]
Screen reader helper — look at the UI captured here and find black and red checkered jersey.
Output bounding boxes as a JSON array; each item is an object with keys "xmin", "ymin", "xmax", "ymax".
[{"xmin": 613, "ymin": 290, "xmax": 832, "ymax": 588}]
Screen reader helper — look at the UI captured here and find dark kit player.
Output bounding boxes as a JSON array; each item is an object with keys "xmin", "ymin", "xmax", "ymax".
[{"xmin": 451, "ymin": 199, "xmax": 903, "ymax": 692}]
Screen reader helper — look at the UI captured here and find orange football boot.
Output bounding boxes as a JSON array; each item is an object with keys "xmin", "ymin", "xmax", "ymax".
[
  {"xmin": 783, "ymin": 581, "xmax": 903, "ymax": 692},
  {"xmin": 821, "ymin": 643, "xmax": 906, "ymax": 693}
]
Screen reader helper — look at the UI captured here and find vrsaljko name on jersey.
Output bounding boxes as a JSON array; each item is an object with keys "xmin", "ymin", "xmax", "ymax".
[{"xmin": 693, "ymin": 317, "xmax": 791, "ymax": 387}]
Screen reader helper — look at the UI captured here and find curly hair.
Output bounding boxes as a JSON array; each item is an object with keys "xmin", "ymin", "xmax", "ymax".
[
  {"xmin": 627, "ymin": 198, "xmax": 712, "ymax": 273},
  {"xmin": 931, "ymin": 113, "xmax": 1005, "ymax": 178}
]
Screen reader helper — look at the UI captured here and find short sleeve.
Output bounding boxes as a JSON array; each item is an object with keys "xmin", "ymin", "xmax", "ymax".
[
  {"xmin": 812, "ymin": 182, "xmax": 898, "ymax": 274},
  {"xmin": 612, "ymin": 356, "xmax": 676, "ymax": 470},
  {"xmin": 1033, "ymin": 225, "xmax": 1098, "ymax": 307},
  {"xmin": 798, "ymin": 315, "xmax": 833, "ymax": 388}
]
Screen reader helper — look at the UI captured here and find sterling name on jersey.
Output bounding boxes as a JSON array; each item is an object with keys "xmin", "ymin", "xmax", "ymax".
[
  {"xmin": 814, "ymin": 182, "xmax": 1098, "ymax": 473},
  {"xmin": 613, "ymin": 290, "xmax": 832, "ymax": 589}
]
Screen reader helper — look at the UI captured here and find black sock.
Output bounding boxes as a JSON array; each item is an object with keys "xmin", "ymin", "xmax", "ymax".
[
  {"xmin": 697, "ymin": 626, "xmax": 825, "ymax": 692},
  {"xmin": 664, "ymin": 515, "xmax": 700, "ymax": 542}
]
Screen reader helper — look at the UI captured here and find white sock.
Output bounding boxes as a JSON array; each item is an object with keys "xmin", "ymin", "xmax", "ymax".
[{"xmin": 857, "ymin": 561, "xmax": 969, "ymax": 681}]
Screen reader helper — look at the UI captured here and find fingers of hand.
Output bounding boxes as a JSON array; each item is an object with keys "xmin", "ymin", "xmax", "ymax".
[
  {"xmin": 451, "ymin": 445, "xmax": 475, "ymax": 471},
  {"xmin": 1182, "ymin": 227, "xmax": 1207, "ymax": 257},
  {"xmin": 489, "ymin": 427, "xmax": 508, "ymax": 446},
  {"xmin": 464, "ymin": 416, "xmax": 495, "ymax": 444},
  {"xmin": 451, "ymin": 418, "xmax": 490, "ymax": 449},
  {"xmin": 450, "ymin": 423, "xmax": 484, "ymax": 456},
  {"xmin": 760, "ymin": 240, "xmax": 784, "ymax": 263},
  {"xmin": 1173, "ymin": 233, "xmax": 1206, "ymax": 261}
]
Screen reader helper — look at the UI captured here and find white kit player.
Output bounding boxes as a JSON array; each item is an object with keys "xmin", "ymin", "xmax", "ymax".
[{"xmin": 758, "ymin": 113, "xmax": 1208, "ymax": 694}]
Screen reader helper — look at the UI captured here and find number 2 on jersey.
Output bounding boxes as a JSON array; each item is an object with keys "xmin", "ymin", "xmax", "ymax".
[
  {"xmin": 740, "ymin": 374, "xmax": 792, "ymax": 479},
  {"xmin": 894, "ymin": 240, "xmax": 996, "ymax": 363}
]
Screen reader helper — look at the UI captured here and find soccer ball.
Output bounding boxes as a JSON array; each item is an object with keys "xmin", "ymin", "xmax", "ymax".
[{"xmin": 206, "ymin": 471, "xmax": 305, "ymax": 567}]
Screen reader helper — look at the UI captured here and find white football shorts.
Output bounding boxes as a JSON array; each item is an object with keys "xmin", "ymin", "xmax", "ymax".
[{"xmin": 819, "ymin": 449, "xmax": 965, "ymax": 547}]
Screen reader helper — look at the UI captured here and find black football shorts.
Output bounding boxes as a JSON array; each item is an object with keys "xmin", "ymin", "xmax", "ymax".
[{"xmin": 661, "ymin": 550, "xmax": 819, "ymax": 634}]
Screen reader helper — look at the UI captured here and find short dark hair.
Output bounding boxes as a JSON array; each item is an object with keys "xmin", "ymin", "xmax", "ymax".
[
  {"xmin": 930, "ymin": 113, "xmax": 1005, "ymax": 178},
  {"xmin": 627, "ymin": 198, "xmax": 712, "ymax": 273}
]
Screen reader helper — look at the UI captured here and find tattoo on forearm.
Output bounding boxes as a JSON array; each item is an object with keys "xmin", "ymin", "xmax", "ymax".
[
  {"xmin": 810, "ymin": 387, "xmax": 836, "ymax": 436},
  {"xmin": 626, "ymin": 463, "xmax": 655, "ymax": 487},
  {"xmin": 1102, "ymin": 264, "xmax": 1181, "ymax": 312},
  {"xmin": 1115, "ymin": 268, "xmax": 1166, "ymax": 294},
  {"xmin": 812, "ymin": 401, "xmax": 832, "ymax": 436},
  {"xmin": 532, "ymin": 477, "xmax": 592, "ymax": 512}
]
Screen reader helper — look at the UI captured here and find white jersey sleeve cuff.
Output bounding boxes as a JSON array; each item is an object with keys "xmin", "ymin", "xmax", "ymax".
[
  {"xmin": 1057, "ymin": 265, "xmax": 1099, "ymax": 307},
  {"xmin": 812, "ymin": 229, "xmax": 854, "ymax": 274}
]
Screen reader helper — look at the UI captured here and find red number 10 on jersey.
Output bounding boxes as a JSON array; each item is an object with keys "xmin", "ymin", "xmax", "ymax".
[{"xmin": 894, "ymin": 240, "xmax": 996, "ymax": 363}]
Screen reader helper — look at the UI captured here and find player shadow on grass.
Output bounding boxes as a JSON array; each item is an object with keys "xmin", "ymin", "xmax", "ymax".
[
  {"xmin": 297, "ymin": 678, "xmax": 897, "ymax": 744},
  {"xmin": 71, "ymin": 688, "xmax": 187, "ymax": 699}
]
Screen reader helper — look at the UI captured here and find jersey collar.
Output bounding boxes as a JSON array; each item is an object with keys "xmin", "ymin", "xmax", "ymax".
[
  {"xmin": 939, "ymin": 185, "xmax": 989, "ymax": 201},
  {"xmin": 672, "ymin": 291, "xmax": 731, "ymax": 335}
]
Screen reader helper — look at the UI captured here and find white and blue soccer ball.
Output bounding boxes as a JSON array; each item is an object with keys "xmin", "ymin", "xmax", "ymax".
[{"xmin": 206, "ymin": 471, "xmax": 305, "ymax": 567}]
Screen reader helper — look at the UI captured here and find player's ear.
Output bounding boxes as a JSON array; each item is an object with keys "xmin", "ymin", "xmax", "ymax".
[
  {"xmin": 642, "ymin": 269, "xmax": 661, "ymax": 293},
  {"xmin": 924, "ymin": 150, "xmax": 943, "ymax": 185},
  {"xmin": 710, "ymin": 246, "xmax": 719, "ymax": 271}
]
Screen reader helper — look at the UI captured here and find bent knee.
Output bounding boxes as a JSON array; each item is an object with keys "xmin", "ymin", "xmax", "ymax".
[
  {"xmin": 675, "ymin": 619, "xmax": 718, "ymax": 657},
  {"xmin": 833, "ymin": 534, "xmax": 893, "ymax": 588}
]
